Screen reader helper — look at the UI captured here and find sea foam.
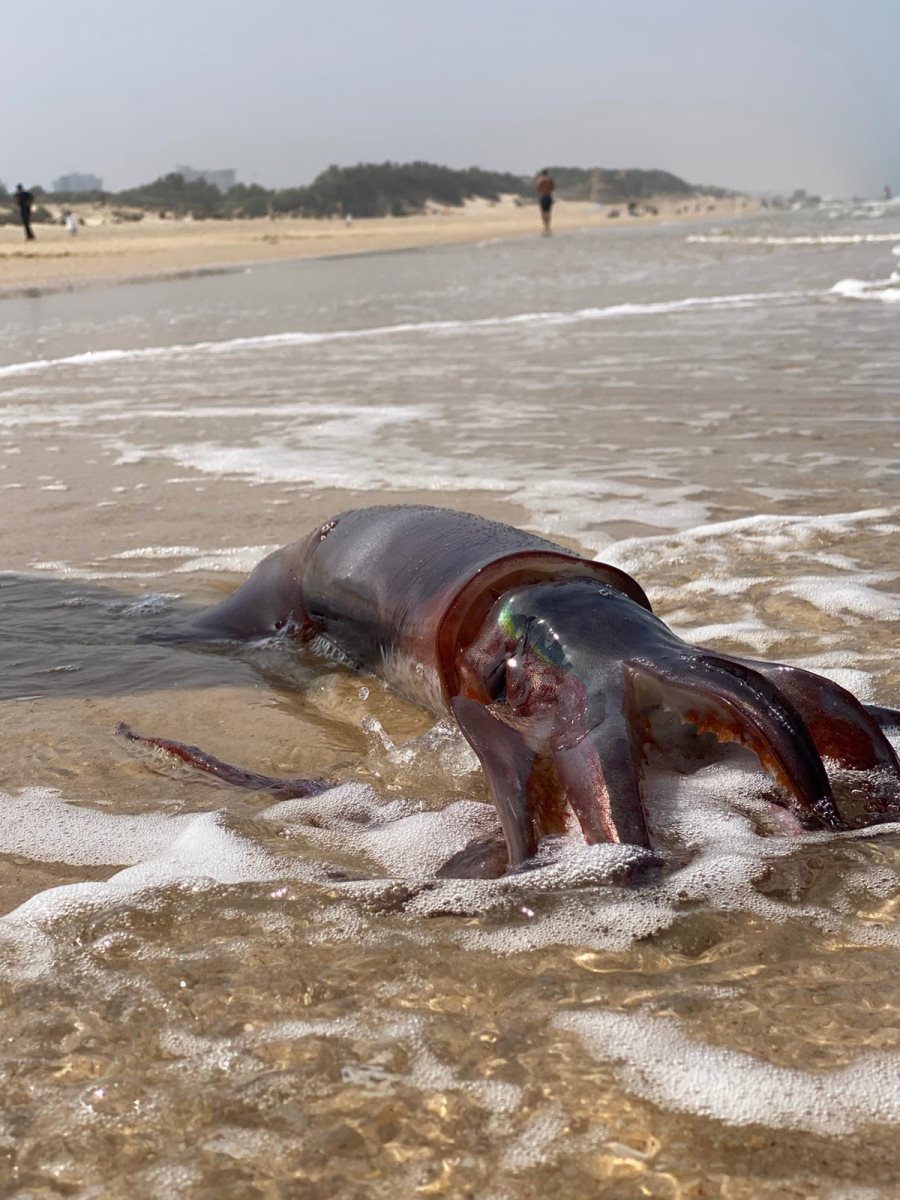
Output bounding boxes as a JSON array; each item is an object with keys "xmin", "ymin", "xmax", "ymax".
[
  {"xmin": 0, "ymin": 289, "xmax": 811, "ymax": 382},
  {"xmin": 688, "ymin": 233, "xmax": 900, "ymax": 246},
  {"xmin": 557, "ymin": 1007, "xmax": 900, "ymax": 1135}
]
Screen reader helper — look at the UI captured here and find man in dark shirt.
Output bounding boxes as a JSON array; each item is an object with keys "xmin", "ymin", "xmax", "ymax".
[
  {"xmin": 535, "ymin": 169, "xmax": 555, "ymax": 235},
  {"xmin": 14, "ymin": 184, "xmax": 36, "ymax": 241}
]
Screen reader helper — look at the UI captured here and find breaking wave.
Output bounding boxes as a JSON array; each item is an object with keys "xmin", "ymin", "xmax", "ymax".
[{"xmin": 0, "ymin": 289, "xmax": 809, "ymax": 380}]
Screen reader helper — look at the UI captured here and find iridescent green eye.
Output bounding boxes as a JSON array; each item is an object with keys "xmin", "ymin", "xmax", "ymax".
[
  {"xmin": 531, "ymin": 619, "xmax": 568, "ymax": 669},
  {"xmin": 498, "ymin": 603, "xmax": 569, "ymax": 670},
  {"xmin": 498, "ymin": 601, "xmax": 527, "ymax": 642}
]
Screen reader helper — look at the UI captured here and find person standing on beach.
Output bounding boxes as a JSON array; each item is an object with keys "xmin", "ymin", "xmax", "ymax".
[
  {"xmin": 14, "ymin": 184, "xmax": 36, "ymax": 241},
  {"xmin": 535, "ymin": 168, "xmax": 555, "ymax": 235}
]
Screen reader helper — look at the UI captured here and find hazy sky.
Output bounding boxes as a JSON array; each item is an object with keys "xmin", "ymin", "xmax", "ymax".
[{"xmin": 6, "ymin": 0, "xmax": 898, "ymax": 197}]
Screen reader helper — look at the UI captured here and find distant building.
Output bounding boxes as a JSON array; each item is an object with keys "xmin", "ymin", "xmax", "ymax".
[
  {"xmin": 53, "ymin": 172, "xmax": 103, "ymax": 193},
  {"xmin": 175, "ymin": 165, "xmax": 237, "ymax": 193}
]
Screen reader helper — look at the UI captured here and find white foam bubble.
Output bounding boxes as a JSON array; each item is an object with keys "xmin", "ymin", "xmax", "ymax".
[
  {"xmin": 603, "ymin": 507, "xmax": 899, "ymax": 579},
  {"xmin": 499, "ymin": 1107, "xmax": 570, "ymax": 1173},
  {"xmin": 557, "ymin": 1007, "xmax": 900, "ymax": 1135},
  {"xmin": 23, "ymin": 543, "xmax": 280, "ymax": 582},
  {"xmin": 778, "ymin": 576, "xmax": 899, "ymax": 621},
  {"xmin": 830, "ymin": 276, "xmax": 900, "ymax": 303},
  {"xmin": 246, "ymin": 1009, "xmax": 523, "ymax": 1114},
  {"xmin": 2, "ymin": 753, "xmax": 898, "ymax": 981},
  {"xmin": 688, "ymin": 233, "xmax": 900, "ymax": 246},
  {"xmin": 0, "ymin": 787, "xmax": 193, "ymax": 866},
  {"xmin": 1, "ymin": 810, "xmax": 283, "ymax": 939},
  {"xmin": 112, "ymin": 545, "xmax": 204, "ymax": 560},
  {"xmin": 262, "ymin": 782, "xmax": 493, "ymax": 882}
]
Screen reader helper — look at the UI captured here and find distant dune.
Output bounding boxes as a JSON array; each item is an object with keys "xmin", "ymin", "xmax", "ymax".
[{"xmin": 9, "ymin": 160, "xmax": 741, "ymax": 224}]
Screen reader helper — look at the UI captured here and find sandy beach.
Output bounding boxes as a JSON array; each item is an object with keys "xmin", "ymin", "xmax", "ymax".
[{"xmin": 0, "ymin": 193, "xmax": 757, "ymax": 294}]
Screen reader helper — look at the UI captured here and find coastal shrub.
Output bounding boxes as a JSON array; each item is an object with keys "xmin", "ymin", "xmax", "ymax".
[
  {"xmin": 547, "ymin": 166, "xmax": 704, "ymax": 202},
  {"xmin": 224, "ymin": 184, "xmax": 270, "ymax": 218},
  {"xmin": 116, "ymin": 174, "xmax": 224, "ymax": 218},
  {"xmin": 32, "ymin": 162, "xmax": 731, "ymax": 222}
]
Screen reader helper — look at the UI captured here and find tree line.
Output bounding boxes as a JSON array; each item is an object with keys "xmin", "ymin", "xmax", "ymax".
[{"xmin": 2, "ymin": 162, "xmax": 710, "ymax": 222}]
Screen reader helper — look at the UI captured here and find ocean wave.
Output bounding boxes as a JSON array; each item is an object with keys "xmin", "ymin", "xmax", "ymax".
[
  {"xmin": 0, "ymin": 289, "xmax": 809, "ymax": 381},
  {"xmin": 830, "ymin": 275, "xmax": 900, "ymax": 303},
  {"xmin": 688, "ymin": 232, "xmax": 900, "ymax": 246}
]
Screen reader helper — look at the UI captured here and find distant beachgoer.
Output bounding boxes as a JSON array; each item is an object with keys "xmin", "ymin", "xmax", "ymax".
[
  {"xmin": 886, "ymin": 185, "xmax": 894, "ymax": 202},
  {"xmin": 64, "ymin": 210, "xmax": 79, "ymax": 236},
  {"xmin": 344, "ymin": 212, "xmax": 353, "ymax": 226},
  {"xmin": 14, "ymin": 184, "xmax": 35, "ymax": 241},
  {"xmin": 535, "ymin": 169, "xmax": 555, "ymax": 235}
]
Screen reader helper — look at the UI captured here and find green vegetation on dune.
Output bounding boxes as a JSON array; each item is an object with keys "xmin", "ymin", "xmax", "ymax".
[
  {"xmin": 9, "ymin": 162, "xmax": 727, "ymax": 222},
  {"xmin": 270, "ymin": 162, "xmax": 530, "ymax": 218},
  {"xmin": 545, "ymin": 166, "xmax": 735, "ymax": 202}
]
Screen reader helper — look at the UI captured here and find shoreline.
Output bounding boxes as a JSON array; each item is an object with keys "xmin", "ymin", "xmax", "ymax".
[{"xmin": 0, "ymin": 194, "xmax": 759, "ymax": 298}]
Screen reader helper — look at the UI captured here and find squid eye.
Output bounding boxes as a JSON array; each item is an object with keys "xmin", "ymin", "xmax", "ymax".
[
  {"xmin": 498, "ymin": 604, "xmax": 529, "ymax": 644},
  {"xmin": 273, "ymin": 619, "xmax": 286, "ymax": 631}
]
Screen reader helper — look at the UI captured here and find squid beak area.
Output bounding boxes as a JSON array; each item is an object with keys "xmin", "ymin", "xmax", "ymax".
[{"xmin": 634, "ymin": 658, "xmax": 846, "ymax": 832}]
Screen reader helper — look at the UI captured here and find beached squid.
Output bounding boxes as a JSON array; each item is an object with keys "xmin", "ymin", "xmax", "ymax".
[{"xmin": 120, "ymin": 506, "xmax": 900, "ymax": 876}]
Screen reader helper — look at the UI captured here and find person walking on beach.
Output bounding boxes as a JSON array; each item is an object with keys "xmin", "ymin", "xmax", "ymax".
[
  {"xmin": 14, "ymin": 184, "xmax": 36, "ymax": 241},
  {"xmin": 535, "ymin": 168, "xmax": 555, "ymax": 235}
]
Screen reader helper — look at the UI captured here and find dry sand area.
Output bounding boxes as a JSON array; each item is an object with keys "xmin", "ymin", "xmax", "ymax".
[{"xmin": 0, "ymin": 194, "xmax": 758, "ymax": 294}]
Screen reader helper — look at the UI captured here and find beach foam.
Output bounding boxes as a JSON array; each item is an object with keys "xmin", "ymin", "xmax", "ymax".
[
  {"xmin": 688, "ymin": 233, "xmax": 900, "ymax": 246},
  {"xmin": 5, "ymin": 740, "xmax": 898, "ymax": 972},
  {"xmin": 830, "ymin": 276, "xmax": 900, "ymax": 303},
  {"xmin": 0, "ymin": 289, "xmax": 812, "ymax": 381},
  {"xmin": 557, "ymin": 1007, "xmax": 900, "ymax": 1135},
  {"xmin": 0, "ymin": 787, "xmax": 193, "ymax": 866}
]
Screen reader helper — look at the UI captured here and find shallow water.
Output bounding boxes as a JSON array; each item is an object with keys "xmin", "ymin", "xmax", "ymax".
[{"xmin": 0, "ymin": 201, "xmax": 899, "ymax": 1198}]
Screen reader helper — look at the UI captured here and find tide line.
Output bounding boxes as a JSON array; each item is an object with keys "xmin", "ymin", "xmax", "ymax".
[
  {"xmin": 688, "ymin": 232, "xmax": 900, "ymax": 246},
  {"xmin": 0, "ymin": 289, "xmax": 810, "ymax": 381}
]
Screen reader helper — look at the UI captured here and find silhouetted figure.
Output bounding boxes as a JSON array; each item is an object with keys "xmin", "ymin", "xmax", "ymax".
[
  {"xmin": 535, "ymin": 168, "xmax": 555, "ymax": 235},
  {"xmin": 885, "ymin": 185, "xmax": 893, "ymax": 202},
  {"xmin": 14, "ymin": 184, "xmax": 35, "ymax": 241}
]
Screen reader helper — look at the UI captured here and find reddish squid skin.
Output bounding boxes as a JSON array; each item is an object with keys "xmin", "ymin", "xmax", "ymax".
[{"xmin": 135, "ymin": 506, "xmax": 900, "ymax": 875}]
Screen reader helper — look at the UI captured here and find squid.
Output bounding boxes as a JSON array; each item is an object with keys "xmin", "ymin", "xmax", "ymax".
[{"xmin": 120, "ymin": 506, "xmax": 900, "ymax": 876}]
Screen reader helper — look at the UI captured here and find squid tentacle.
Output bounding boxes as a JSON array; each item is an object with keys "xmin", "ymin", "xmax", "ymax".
[
  {"xmin": 632, "ymin": 654, "xmax": 844, "ymax": 831},
  {"xmin": 115, "ymin": 723, "xmax": 329, "ymax": 800},
  {"xmin": 551, "ymin": 665, "xmax": 652, "ymax": 849},
  {"xmin": 703, "ymin": 656, "xmax": 900, "ymax": 821}
]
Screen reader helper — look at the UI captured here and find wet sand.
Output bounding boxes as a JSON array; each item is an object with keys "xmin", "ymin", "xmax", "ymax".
[{"xmin": 0, "ymin": 194, "xmax": 756, "ymax": 295}]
